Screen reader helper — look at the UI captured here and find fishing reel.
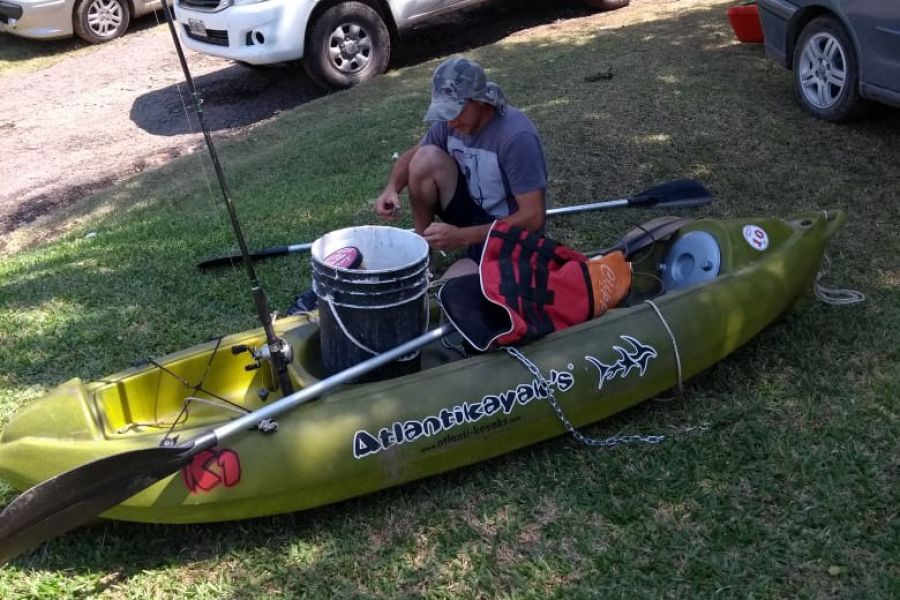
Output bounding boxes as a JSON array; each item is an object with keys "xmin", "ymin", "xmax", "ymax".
[{"xmin": 232, "ymin": 338, "xmax": 294, "ymax": 391}]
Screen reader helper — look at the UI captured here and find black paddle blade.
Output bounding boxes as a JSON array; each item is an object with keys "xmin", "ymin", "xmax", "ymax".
[
  {"xmin": 630, "ymin": 179, "xmax": 712, "ymax": 208},
  {"xmin": 0, "ymin": 443, "xmax": 200, "ymax": 565}
]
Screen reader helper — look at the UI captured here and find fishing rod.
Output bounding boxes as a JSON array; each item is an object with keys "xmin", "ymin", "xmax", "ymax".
[
  {"xmin": 160, "ymin": 2, "xmax": 294, "ymax": 395},
  {"xmin": 195, "ymin": 179, "xmax": 713, "ymax": 269}
]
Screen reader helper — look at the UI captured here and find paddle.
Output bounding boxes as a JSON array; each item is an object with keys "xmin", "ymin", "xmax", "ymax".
[
  {"xmin": 195, "ymin": 178, "xmax": 712, "ymax": 269},
  {"xmin": 0, "ymin": 324, "xmax": 453, "ymax": 565}
]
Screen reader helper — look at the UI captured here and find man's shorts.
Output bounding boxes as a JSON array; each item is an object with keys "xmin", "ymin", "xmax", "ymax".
[{"xmin": 436, "ymin": 166, "xmax": 496, "ymax": 262}]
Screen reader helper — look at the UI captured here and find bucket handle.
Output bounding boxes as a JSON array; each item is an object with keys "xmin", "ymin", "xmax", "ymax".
[{"xmin": 323, "ymin": 294, "xmax": 431, "ymax": 362}]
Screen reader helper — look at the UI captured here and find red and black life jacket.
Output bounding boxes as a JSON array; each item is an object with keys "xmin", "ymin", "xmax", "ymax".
[{"xmin": 438, "ymin": 220, "xmax": 632, "ymax": 350}]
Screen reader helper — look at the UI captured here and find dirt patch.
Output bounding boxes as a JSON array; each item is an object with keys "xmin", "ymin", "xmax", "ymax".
[
  {"xmin": 0, "ymin": 19, "xmax": 321, "ymax": 255},
  {"xmin": 0, "ymin": 0, "xmax": 687, "ymax": 255}
]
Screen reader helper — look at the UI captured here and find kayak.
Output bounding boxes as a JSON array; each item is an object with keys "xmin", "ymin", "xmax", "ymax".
[{"xmin": 0, "ymin": 210, "xmax": 843, "ymax": 524}]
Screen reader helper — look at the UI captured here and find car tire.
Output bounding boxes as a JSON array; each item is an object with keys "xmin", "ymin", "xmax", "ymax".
[
  {"xmin": 304, "ymin": 2, "xmax": 391, "ymax": 90},
  {"xmin": 582, "ymin": 0, "xmax": 630, "ymax": 12},
  {"xmin": 73, "ymin": 0, "xmax": 131, "ymax": 44},
  {"xmin": 792, "ymin": 15, "xmax": 865, "ymax": 122}
]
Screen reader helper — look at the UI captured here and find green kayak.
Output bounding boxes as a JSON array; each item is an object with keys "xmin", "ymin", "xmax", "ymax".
[{"xmin": 0, "ymin": 211, "xmax": 843, "ymax": 525}]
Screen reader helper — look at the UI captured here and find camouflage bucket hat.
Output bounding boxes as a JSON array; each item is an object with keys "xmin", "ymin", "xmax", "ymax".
[{"xmin": 423, "ymin": 57, "xmax": 507, "ymax": 122}]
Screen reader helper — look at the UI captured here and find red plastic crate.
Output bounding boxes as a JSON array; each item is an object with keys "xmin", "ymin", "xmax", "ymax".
[{"xmin": 728, "ymin": 3, "xmax": 764, "ymax": 43}]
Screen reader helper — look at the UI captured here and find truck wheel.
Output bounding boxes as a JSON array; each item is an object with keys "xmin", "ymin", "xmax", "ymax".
[
  {"xmin": 792, "ymin": 15, "xmax": 864, "ymax": 122},
  {"xmin": 582, "ymin": 0, "xmax": 630, "ymax": 11},
  {"xmin": 304, "ymin": 2, "xmax": 391, "ymax": 90},
  {"xmin": 73, "ymin": 0, "xmax": 131, "ymax": 44}
]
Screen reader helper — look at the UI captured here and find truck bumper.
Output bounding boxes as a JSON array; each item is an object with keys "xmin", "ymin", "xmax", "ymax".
[{"xmin": 174, "ymin": 0, "xmax": 309, "ymax": 65}]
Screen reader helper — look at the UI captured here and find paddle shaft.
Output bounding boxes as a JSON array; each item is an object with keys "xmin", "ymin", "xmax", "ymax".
[
  {"xmin": 196, "ymin": 179, "xmax": 711, "ymax": 269},
  {"xmin": 213, "ymin": 324, "xmax": 451, "ymax": 440}
]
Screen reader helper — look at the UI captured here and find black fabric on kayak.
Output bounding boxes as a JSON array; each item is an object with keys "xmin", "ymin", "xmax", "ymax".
[{"xmin": 437, "ymin": 274, "xmax": 511, "ymax": 351}]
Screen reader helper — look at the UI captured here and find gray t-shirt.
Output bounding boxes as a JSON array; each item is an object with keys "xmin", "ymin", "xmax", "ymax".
[{"xmin": 422, "ymin": 106, "xmax": 547, "ymax": 218}]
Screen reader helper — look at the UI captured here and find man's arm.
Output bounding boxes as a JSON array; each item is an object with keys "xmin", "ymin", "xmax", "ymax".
[
  {"xmin": 500, "ymin": 189, "xmax": 545, "ymax": 231},
  {"xmin": 422, "ymin": 188, "xmax": 546, "ymax": 251},
  {"xmin": 375, "ymin": 145, "xmax": 419, "ymax": 220}
]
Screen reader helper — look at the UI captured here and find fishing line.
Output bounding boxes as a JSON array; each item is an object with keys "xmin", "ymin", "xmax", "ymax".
[{"xmin": 152, "ymin": 4, "xmax": 233, "ymax": 258}]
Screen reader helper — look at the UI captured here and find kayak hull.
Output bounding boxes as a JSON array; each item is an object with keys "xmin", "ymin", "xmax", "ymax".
[{"xmin": 0, "ymin": 211, "xmax": 843, "ymax": 523}]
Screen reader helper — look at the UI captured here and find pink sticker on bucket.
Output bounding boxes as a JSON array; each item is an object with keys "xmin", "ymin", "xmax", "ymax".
[{"xmin": 324, "ymin": 246, "xmax": 364, "ymax": 269}]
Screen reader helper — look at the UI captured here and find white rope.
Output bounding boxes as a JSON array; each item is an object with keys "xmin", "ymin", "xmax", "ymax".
[
  {"xmin": 324, "ymin": 295, "xmax": 429, "ymax": 362},
  {"xmin": 814, "ymin": 254, "xmax": 866, "ymax": 305},
  {"xmin": 644, "ymin": 299, "xmax": 684, "ymax": 397}
]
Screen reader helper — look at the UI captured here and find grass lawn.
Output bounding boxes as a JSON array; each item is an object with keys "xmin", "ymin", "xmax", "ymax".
[{"xmin": 0, "ymin": 0, "xmax": 898, "ymax": 597}]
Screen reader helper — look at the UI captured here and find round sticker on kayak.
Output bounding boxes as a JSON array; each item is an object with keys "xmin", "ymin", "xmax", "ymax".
[{"xmin": 743, "ymin": 225, "xmax": 769, "ymax": 251}]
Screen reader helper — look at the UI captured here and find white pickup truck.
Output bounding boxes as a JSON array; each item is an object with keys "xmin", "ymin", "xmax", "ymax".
[{"xmin": 173, "ymin": 0, "xmax": 628, "ymax": 89}]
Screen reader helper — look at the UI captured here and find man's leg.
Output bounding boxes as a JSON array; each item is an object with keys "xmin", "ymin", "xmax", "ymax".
[{"xmin": 407, "ymin": 145, "xmax": 458, "ymax": 234}]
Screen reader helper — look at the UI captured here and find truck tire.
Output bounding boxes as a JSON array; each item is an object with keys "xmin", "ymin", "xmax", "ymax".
[
  {"xmin": 304, "ymin": 2, "xmax": 391, "ymax": 90},
  {"xmin": 73, "ymin": 0, "xmax": 131, "ymax": 44},
  {"xmin": 582, "ymin": 0, "xmax": 630, "ymax": 11}
]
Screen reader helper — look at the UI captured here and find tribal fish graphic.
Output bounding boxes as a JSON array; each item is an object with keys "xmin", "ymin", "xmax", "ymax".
[{"xmin": 585, "ymin": 335, "xmax": 658, "ymax": 391}]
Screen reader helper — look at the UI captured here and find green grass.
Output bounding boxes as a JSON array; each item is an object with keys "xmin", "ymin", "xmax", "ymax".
[{"xmin": 1, "ymin": 0, "xmax": 899, "ymax": 597}]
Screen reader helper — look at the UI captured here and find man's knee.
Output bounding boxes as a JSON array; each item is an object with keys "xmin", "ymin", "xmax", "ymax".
[
  {"xmin": 410, "ymin": 146, "xmax": 458, "ymax": 212},
  {"xmin": 409, "ymin": 145, "xmax": 457, "ymax": 193}
]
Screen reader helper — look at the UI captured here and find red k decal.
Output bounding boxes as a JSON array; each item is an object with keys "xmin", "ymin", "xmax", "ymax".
[{"xmin": 182, "ymin": 448, "xmax": 241, "ymax": 493}]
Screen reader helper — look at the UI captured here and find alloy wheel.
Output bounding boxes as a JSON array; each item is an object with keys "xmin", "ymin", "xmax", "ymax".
[{"xmin": 797, "ymin": 32, "xmax": 848, "ymax": 109}]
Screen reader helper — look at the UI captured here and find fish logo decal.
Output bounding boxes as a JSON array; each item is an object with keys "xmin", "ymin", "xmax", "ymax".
[{"xmin": 585, "ymin": 335, "xmax": 658, "ymax": 390}]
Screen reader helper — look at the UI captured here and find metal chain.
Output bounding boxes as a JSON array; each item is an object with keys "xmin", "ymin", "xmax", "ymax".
[{"xmin": 504, "ymin": 346, "xmax": 665, "ymax": 448}]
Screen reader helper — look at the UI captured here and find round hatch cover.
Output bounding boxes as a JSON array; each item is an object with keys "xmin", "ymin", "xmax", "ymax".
[{"xmin": 660, "ymin": 231, "xmax": 721, "ymax": 291}]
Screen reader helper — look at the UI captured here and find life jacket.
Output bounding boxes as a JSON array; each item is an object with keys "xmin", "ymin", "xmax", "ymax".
[{"xmin": 438, "ymin": 220, "xmax": 632, "ymax": 350}]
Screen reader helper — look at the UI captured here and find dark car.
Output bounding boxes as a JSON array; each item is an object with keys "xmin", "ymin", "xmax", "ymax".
[{"xmin": 757, "ymin": 0, "xmax": 900, "ymax": 121}]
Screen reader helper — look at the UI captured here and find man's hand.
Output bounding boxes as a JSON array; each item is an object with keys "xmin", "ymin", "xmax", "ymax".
[
  {"xmin": 375, "ymin": 189, "xmax": 402, "ymax": 220},
  {"xmin": 422, "ymin": 222, "xmax": 464, "ymax": 251}
]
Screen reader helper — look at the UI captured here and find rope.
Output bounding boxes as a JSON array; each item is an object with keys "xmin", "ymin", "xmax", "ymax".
[
  {"xmin": 814, "ymin": 254, "xmax": 866, "ymax": 305},
  {"xmin": 324, "ymin": 294, "xmax": 429, "ymax": 362},
  {"xmin": 644, "ymin": 299, "xmax": 684, "ymax": 397}
]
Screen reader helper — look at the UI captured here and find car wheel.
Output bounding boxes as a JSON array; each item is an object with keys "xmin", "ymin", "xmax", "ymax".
[
  {"xmin": 582, "ymin": 0, "xmax": 630, "ymax": 11},
  {"xmin": 73, "ymin": 0, "xmax": 131, "ymax": 44},
  {"xmin": 304, "ymin": 2, "xmax": 391, "ymax": 90},
  {"xmin": 792, "ymin": 15, "xmax": 864, "ymax": 122}
]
